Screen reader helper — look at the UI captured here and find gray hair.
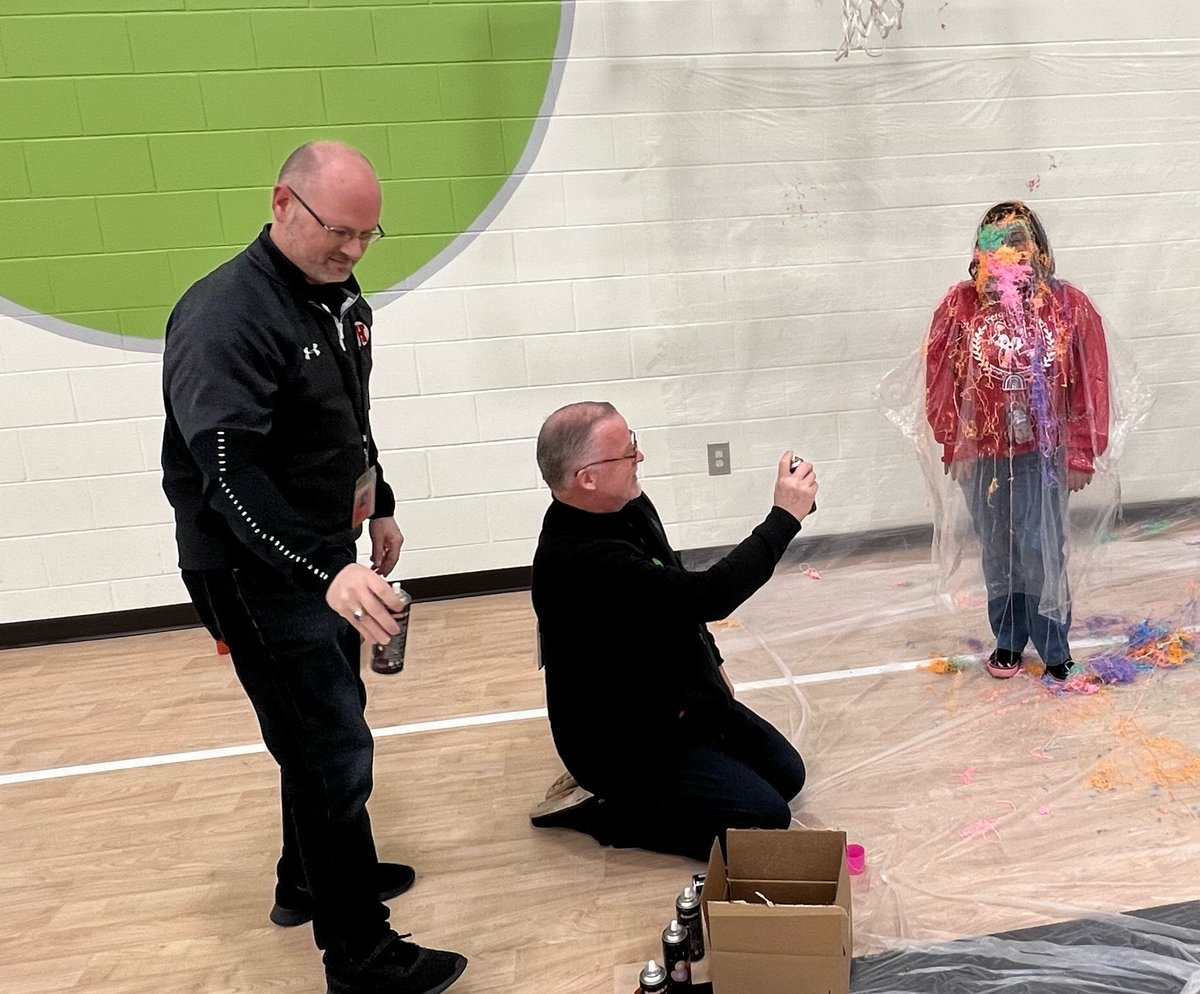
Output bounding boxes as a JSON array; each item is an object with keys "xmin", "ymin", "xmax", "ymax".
[{"xmin": 536, "ymin": 402, "xmax": 618, "ymax": 491}]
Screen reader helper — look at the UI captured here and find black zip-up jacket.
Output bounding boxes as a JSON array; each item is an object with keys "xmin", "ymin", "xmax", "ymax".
[
  {"xmin": 161, "ymin": 226, "xmax": 395, "ymax": 592},
  {"xmin": 531, "ymin": 492, "xmax": 800, "ymax": 784}
]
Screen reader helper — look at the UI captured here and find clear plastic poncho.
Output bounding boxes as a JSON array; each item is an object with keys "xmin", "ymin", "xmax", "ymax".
[{"xmin": 881, "ymin": 202, "xmax": 1148, "ymax": 653}]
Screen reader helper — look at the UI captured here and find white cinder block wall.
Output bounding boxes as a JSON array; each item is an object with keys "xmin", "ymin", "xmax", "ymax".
[{"xmin": 2, "ymin": 0, "xmax": 1198, "ymax": 623}]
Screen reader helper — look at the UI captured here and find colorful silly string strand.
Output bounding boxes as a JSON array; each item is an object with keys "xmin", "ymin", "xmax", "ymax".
[
  {"xmin": 923, "ymin": 620, "xmax": 1196, "ymax": 691},
  {"xmin": 1127, "ymin": 622, "xmax": 1193, "ymax": 667},
  {"xmin": 1026, "ymin": 308, "xmax": 1059, "ymax": 486},
  {"xmin": 1052, "ymin": 622, "xmax": 1194, "ymax": 694},
  {"xmin": 972, "ymin": 216, "xmax": 1065, "ymax": 487},
  {"xmin": 835, "ymin": 0, "xmax": 904, "ymax": 61}
]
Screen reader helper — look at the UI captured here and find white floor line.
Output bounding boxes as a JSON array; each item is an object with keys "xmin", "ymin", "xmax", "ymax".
[
  {"xmin": 734, "ymin": 631, "xmax": 1143, "ymax": 692},
  {"xmin": 0, "ymin": 707, "xmax": 551, "ymax": 787},
  {"xmin": 2, "ymin": 627, "xmax": 1192, "ymax": 788}
]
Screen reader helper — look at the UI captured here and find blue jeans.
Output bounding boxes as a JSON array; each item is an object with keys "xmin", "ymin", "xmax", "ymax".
[
  {"xmin": 960, "ymin": 452, "xmax": 1071, "ymax": 666},
  {"xmin": 182, "ymin": 561, "xmax": 388, "ymax": 955},
  {"xmin": 573, "ymin": 700, "xmax": 806, "ymax": 861}
]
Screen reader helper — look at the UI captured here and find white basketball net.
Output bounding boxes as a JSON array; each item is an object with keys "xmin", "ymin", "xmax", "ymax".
[{"xmin": 835, "ymin": 0, "xmax": 905, "ymax": 61}]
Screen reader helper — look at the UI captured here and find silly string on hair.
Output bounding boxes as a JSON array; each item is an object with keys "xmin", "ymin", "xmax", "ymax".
[{"xmin": 971, "ymin": 212, "xmax": 1063, "ymax": 487}]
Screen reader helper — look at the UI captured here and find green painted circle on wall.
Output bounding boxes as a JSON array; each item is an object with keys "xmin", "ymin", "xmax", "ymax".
[{"xmin": 0, "ymin": 1, "xmax": 563, "ymax": 341}]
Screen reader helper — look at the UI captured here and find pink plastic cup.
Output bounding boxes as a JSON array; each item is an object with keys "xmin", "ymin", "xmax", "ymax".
[{"xmin": 846, "ymin": 843, "xmax": 866, "ymax": 875}]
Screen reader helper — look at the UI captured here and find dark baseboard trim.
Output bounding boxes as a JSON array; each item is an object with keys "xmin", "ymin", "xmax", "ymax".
[
  {"xmin": 404, "ymin": 565, "xmax": 532, "ymax": 602},
  {"xmin": 2, "ymin": 602, "xmax": 203, "ymax": 652},
  {"xmin": 0, "ymin": 565, "xmax": 534, "ymax": 651},
  {"xmin": 3, "ymin": 495, "xmax": 1195, "ymax": 651}
]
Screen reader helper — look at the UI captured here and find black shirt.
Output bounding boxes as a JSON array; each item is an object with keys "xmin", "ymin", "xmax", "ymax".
[
  {"xmin": 531, "ymin": 492, "xmax": 801, "ymax": 782},
  {"xmin": 161, "ymin": 226, "xmax": 395, "ymax": 591}
]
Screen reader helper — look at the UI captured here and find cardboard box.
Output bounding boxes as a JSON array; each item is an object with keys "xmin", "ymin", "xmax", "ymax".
[{"xmin": 701, "ymin": 829, "xmax": 852, "ymax": 994}]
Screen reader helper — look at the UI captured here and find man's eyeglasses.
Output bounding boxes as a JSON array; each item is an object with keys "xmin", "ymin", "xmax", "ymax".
[
  {"xmin": 576, "ymin": 431, "xmax": 639, "ymax": 473},
  {"xmin": 287, "ymin": 186, "xmax": 385, "ymax": 246}
]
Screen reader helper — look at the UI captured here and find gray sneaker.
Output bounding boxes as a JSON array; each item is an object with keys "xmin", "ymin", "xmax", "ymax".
[{"xmin": 530, "ymin": 784, "xmax": 596, "ymax": 828}]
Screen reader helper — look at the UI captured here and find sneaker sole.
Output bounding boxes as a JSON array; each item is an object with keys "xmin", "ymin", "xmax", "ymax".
[
  {"xmin": 326, "ymin": 955, "xmax": 467, "ymax": 994},
  {"xmin": 269, "ymin": 904, "xmax": 314, "ymax": 928},
  {"xmin": 529, "ymin": 786, "xmax": 594, "ymax": 826},
  {"xmin": 271, "ymin": 872, "xmax": 417, "ymax": 928},
  {"xmin": 427, "ymin": 957, "xmax": 468, "ymax": 994},
  {"xmin": 985, "ymin": 661, "xmax": 1020, "ymax": 679}
]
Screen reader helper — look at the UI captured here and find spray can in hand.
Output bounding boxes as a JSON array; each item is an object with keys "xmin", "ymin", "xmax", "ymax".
[
  {"xmin": 370, "ymin": 581, "xmax": 411, "ymax": 675},
  {"xmin": 675, "ymin": 885, "xmax": 705, "ymax": 962},
  {"xmin": 790, "ymin": 454, "xmax": 816, "ymax": 513},
  {"xmin": 635, "ymin": 959, "xmax": 668, "ymax": 994},
  {"xmin": 661, "ymin": 919, "xmax": 691, "ymax": 989}
]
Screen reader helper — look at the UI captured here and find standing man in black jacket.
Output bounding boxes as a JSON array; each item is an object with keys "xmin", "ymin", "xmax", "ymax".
[
  {"xmin": 162, "ymin": 141, "xmax": 466, "ymax": 994},
  {"xmin": 529, "ymin": 402, "xmax": 817, "ymax": 861}
]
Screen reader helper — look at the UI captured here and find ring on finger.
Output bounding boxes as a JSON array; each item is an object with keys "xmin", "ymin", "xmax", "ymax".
[{"xmin": 352, "ymin": 609, "xmax": 364, "ymax": 621}]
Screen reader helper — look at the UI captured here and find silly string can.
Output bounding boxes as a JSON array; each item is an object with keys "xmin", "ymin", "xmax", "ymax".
[
  {"xmin": 636, "ymin": 959, "xmax": 668, "ymax": 994},
  {"xmin": 790, "ymin": 453, "xmax": 816, "ymax": 513},
  {"xmin": 370, "ymin": 581, "xmax": 411, "ymax": 675},
  {"xmin": 661, "ymin": 919, "xmax": 691, "ymax": 989},
  {"xmin": 675, "ymin": 885, "xmax": 704, "ymax": 961}
]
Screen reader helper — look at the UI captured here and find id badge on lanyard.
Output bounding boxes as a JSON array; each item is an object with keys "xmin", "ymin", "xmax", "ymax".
[{"xmin": 351, "ymin": 464, "xmax": 376, "ymax": 527}]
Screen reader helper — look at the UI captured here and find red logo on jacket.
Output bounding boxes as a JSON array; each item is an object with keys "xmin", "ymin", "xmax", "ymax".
[{"xmin": 354, "ymin": 321, "xmax": 370, "ymax": 346}]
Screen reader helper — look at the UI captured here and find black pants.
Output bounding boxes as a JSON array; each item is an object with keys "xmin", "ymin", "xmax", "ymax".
[
  {"xmin": 574, "ymin": 700, "xmax": 806, "ymax": 861},
  {"xmin": 182, "ymin": 564, "xmax": 388, "ymax": 954}
]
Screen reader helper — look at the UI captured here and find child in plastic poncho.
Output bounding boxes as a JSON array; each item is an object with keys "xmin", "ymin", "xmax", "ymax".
[{"xmin": 925, "ymin": 202, "xmax": 1110, "ymax": 681}]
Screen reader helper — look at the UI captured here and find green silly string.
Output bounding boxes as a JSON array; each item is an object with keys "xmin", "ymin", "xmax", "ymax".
[{"xmin": 976, "ymin": 223, "xmax": 1010, "ymax": 252}]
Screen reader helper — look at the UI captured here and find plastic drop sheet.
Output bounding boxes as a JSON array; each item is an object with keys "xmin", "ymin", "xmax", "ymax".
[
  {"xmin": 617, "ymin": 42, "xmax": 1200, "ymax": 994},
  {"xmin": 699, "ymin": 518, "xmax": 1200, "ymax": 988},
  {"xmin": 851, "ymin": 901, "xmax": 1200, "ymax": 993}
]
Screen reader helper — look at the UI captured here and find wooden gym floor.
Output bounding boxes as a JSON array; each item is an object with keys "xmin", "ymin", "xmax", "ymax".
[{"xmin": 2, "ymin": 515, "xmax": 1198, "ymax": 993}]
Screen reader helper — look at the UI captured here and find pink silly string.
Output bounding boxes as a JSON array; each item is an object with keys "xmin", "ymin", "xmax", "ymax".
[
  {"xmin": 959, "ymin": 799, "xmax": 1017, "ymax": 842},
  {"xmin": 959, "ymin": 818, "xmax": 999, "ymax": 841},
  {"xmin": 959, "ymin": 766, "xmax": 977, "ymax": 785},
  {"xmin": 959, "ymin": 802, "xmax": 1016, "ymax": 843},
  {"xmin": 990, "ymin": 258, "xmax": 1034, "ymax": 317},
  {"xmin": 1062, "ymin": 674, "xmax": 1101, "ymax": 695},
  {"xmin": 1030, "ymin": 732, "xmax": 1057, "ymax": 761}
]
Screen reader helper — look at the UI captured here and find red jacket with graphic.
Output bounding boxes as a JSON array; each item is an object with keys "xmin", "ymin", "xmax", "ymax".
[{"xmin": 925, "ymin": 280, "xmax": 1110, "ymax": 473}]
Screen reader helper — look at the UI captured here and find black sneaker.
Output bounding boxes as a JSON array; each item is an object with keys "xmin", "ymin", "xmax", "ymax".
[
  {"xmin": 1045, "ymin": 659, "xmax": 1074, "ymax": 682},
  {"xmin": 271, "ymin": 862, "xmax": 416, "ymax": 927},
  {"xmin": 324, "ymin": 931, "xmax": 467, "ymax": 994}
]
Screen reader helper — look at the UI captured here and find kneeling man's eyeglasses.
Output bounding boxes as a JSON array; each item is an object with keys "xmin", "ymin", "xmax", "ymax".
[{"xmin": 576, "ymin": 431, "xmax": 639, "ymax": 473}]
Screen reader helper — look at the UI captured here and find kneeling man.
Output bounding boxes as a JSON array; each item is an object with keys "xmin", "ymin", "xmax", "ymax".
[{"xmin": 530, "ymin": 402, "xmax": 817, "ymax": 861}]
